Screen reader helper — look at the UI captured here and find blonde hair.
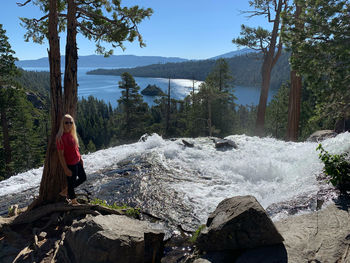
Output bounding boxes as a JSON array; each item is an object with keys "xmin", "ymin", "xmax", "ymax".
[{"xmin": 56, "ymin": 114, "xmax": 79, "ymax": 147}]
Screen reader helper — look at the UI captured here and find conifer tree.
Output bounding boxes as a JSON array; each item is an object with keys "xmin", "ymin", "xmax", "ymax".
[
  {"xmin": 117, "ymin": 72, "xmax": 149, "ymax": 140},
  {"xmin": 0, "ymin": 24, "xmax": 18, "ymax": 85},
  {"xmin": 196, "ymin": 59, "xmax": 236, "ymax": 137},
  {"xmin": 233, "ymin": 0, "xmax": 288, "ymax": 136},
  {"xmin": 0, "ymin": 25, "xmax": 19, "ymax": 177},
  {"xmin": 282, "ymin": 0, "xmax": 350, "ymax": 131}
]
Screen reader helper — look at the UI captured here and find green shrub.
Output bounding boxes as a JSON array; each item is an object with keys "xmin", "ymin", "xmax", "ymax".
[
  {"xmin": 317, "ymin": 144, "xmax": 350, "ymax": 188},
  {"xmin": 90, "ymin": 198, "xmax": 140, "ymax": 218}
]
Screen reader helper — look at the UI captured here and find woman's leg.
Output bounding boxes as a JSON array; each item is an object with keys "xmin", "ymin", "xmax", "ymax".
[
  {"xmin": 74, "ymin": 162, "xmax": 87, "ymax": 188},
  {"xmin": 67, "ymin": 164, "xmax": 78, "ymax": 200}
]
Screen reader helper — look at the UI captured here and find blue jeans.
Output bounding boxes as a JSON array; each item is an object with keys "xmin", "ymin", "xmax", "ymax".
[{"xmin": 67, "ymin": 162, "xmax": 86, "ymax": 199}]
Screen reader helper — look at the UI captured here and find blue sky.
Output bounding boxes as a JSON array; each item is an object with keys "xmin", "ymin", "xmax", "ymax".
[{"xmin": 1, "ymin": 1, "xmax": 270, "ymax": 61}]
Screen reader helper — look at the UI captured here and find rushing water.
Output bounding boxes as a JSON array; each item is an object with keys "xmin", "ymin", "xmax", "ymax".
[
  {"xmin": 1, "ymin": 133, "xmax": 349, "ymax": 229},
  {"xmin": 23, "ymin": 67, "xmax": 275, "ymax": 107}
]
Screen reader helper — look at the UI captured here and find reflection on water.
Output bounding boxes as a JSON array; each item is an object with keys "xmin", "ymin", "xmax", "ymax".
[{"xmin": 23, "ymin": 67, "xmax": 276, "ymax": 107}]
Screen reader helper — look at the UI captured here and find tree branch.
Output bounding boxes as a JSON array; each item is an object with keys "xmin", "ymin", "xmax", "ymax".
[{"xmin": 16, "ymin": 0, "xmax": 32, "ymax": 7}]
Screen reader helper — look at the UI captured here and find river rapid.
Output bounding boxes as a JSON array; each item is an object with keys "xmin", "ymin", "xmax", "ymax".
[{"xmin": 1, "ymin": 133, "xmax": 349, "ymax": 233}]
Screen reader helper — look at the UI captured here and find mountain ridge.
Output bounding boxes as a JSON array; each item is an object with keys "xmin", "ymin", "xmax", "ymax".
[
  {"xmin": 15, "ymin": 54, "xmax": 189, "ymax": 68},
  {"xmin": 16, "ymin": 49, "xmax": 254, "ymax": 68}
]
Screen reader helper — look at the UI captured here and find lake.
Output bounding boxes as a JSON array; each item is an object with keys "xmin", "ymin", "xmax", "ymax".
[{"xmin": 23, "ymin": 67, "xmax": 276, "ymax": 107}]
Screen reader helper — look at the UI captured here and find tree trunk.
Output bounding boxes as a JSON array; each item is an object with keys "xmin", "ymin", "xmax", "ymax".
[
  {"xmin": 0, "ymin": 106, "xmax": 12, "ymax": 177},
  {"xmin": 286, "ymin": 70, "xmax": 302, "ymax": 141},
  {"xmin": 125, "ymin": 86, "xmax": 130, "ymax": 134},
  {"xmin": 255, "ymin": 60, "xmax": 272, "ymax": 136},
  {"xmin": 208, "ymin": 93, "xmax": 212, "ymax": 137},
  {"xmin": 166, "ymin": 78, "xmax": 171, "ymax": 136},
  {"xmin": 254, "ymin": 0, "xmax": 284, "ymax": 137},
  {"xmin": 34, "ymin": 0, "xmax": 65, "ymax": 208},
  {"xmin": 286, "ymin": 3, "xmax": 303, "ymax": 141},
  {"xmin": 64, "ymin": 0, "xmax": 78, "ymax": 118}
]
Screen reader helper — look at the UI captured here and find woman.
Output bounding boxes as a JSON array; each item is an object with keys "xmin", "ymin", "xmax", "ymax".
[{"xmin": 56, "ymin": 114, "xmax": 86, "ymax": 205}]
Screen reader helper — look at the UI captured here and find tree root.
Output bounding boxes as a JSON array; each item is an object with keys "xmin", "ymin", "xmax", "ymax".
[
  {"xmin": 51, "ymin": 232, "xmax": 66, "ymax": 263},
  {"xmin": 12, "ymin": 244, "xmax": 32, "ymax": 263},
  {"xmin": 0, "ymin": 202, "xmax": 126, "ymax": 230}
]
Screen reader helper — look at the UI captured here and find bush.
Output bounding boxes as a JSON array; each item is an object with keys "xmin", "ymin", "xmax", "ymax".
[{"xmin": 317, "ymin": 144, "xmax": 350, "ymax": 189}]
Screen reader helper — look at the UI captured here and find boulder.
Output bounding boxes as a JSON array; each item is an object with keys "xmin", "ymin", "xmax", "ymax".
[
  {"xmin": 275, "ymin": 199, "xmax": 350, "ymax": 262},
  {"xmin": 307, "ymin": 130, "xmax": 337, "ymax": 142},
  {"xmin": 64, "ymin": 214, "xmax": 164, "ymax": 263},
  {"xmin": 196, "ymin": 196, "xmax": 283, "ymax": 252},
  {"xmin": 193, "ymin": 259, "xmax": 213, "ymax": 263},
  {"xmin": 214, "ymin": 139, "xmax": 238, "ymax": 149},
  {"xmin": 139, "ymin": 133, "xmax": 150, "ymax": 142},
  {"xmin": 182, "ymin": 139, "xmax": 194, "ymax": 148}
]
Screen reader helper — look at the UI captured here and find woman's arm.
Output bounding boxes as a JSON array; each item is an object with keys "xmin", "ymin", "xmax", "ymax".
[{"xmin": 57, "ymin": 150, "xmax": 72, "ymax": 177}]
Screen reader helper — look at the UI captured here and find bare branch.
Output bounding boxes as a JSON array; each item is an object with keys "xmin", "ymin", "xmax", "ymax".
[
  {"xmin": 16, "ymin": 0, "xmax": 32, "ymax": 7},
  {"xmin": 241, "ymin": 10, "xmax": 268, "ymax": 19},
  {"xmin": 32, "ymin": 14, "xmax": 50, "ymax": 23}
]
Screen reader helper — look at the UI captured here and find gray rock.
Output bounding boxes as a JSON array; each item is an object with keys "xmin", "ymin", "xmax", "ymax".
[
  {"xmin": 214, "ymin": 139, "xmax": 238, "ymax": 149},
  {"xmin": 193, "ymin": 259, "xmax": 213, "ymax": 263},
  {"xmin": 307, "ymin": 130, "xmax": 337, "ymax": 142},
  {"xmin": 182, "ymin": 139, "xmax": 194, "ymax": 147},
  {"xmin": 196, "ymin": 195, "xmax": 283, "ymax": 252},
  {"xmin": 64, "ymin": 214, "xmax": 164, "ymax": 263},
  {"xmin": 275, "ymin": 201, "xmax": 350, "ymax": 262}
]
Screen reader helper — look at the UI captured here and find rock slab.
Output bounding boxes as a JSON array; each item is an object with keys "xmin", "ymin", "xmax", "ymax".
[
  {"xmin": 275, "ymin": 200, "xmax": 350, "ymax": 262},
  {"xmin": 64, "ymin": 214, "xmax": 164, "ymax": 263},
  {"xmin": 196, "ymin": 195, "xmax": 283, "ymax": 252}
]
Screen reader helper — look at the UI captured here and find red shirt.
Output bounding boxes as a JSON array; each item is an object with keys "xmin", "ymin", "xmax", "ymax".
[{"xmin": 56, "ymin": 132, "xmax": 81, "ymax": 165}]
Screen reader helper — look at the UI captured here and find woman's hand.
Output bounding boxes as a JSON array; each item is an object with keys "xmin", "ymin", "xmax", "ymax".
[{"xmin": 64, "ymin": 168, "xmax": 72, "ymax": 177}]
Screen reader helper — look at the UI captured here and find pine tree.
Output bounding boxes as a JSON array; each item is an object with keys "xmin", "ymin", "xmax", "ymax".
[
  {"xmin": 282, "ymin": 0, "xmax": 350, "ymax": 131},
  {"xmin": 265, "ymin": 83, "xmax": 290, "ymax": 139},
  {"xmin": 0, "ymin": 24, "xmax": 18, "ymax": 85},
  {"xmin": 0, "ymin": 26, "xmax": 19, "ymax": 177},
  {"xmin": 117, "ymin": 72, "xmax": 149, "ymax": 140},
  {"xmin": 232, "ymin": 0, "xmax": 288, "ymax": 136}
]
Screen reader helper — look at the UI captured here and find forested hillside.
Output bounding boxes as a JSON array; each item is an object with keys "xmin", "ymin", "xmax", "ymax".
[
  {"xmin": 88, "ymin": 51, "xmax": 291, "ymax": 89},
  {"xmin": 16, "ymin": 54, "xmax": 189, "ymax": 68}
]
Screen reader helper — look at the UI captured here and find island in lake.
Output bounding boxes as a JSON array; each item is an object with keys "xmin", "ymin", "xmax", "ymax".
[{"xmin": 141, "ymin": 84, "xmax": 165, "ymax": 96}]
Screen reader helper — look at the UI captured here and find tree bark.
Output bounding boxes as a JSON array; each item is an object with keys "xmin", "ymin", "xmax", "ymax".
[
  {"xmin": 0, "ymin": 106, "xmax": 12, "ymax": 177},
  {"xmin": 286, "ymin": 71, "xmax": 302, "ymax": 141},
  {"xmin": 286, "ymin": 4, "xmax": 303, "ymax": 141},
  {"xmin": 255, "ymin": 0, "xmax": 284, "ymax": 137},
  {"xmin": 255, "ymin": 60, "xmax": 273, "ymax": 136},
  {"xmin": 64, "ymin": 0, "xmax": 78, "ymax": 118},
  {"xmin": 34, "ymin": 0, "xmax": 65, "ymax": 207},
  {"xmin": 166, "ymin": 78, "xmax": 171, "ymax": 136}
]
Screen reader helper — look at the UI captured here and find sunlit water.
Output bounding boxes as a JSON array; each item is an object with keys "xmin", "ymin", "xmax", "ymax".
[
  {"xmin": 23, "ymin": 67, "xmax": 275, "ymax": 107},
  {"xmin": 1, "ymin": 133, "xmax": 349, "ymax": 224}
]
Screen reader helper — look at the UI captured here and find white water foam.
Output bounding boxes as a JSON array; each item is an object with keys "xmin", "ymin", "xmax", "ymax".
[{"xmin": 1, "ymin": 132, "xmax": 349, "ymax": 223}]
